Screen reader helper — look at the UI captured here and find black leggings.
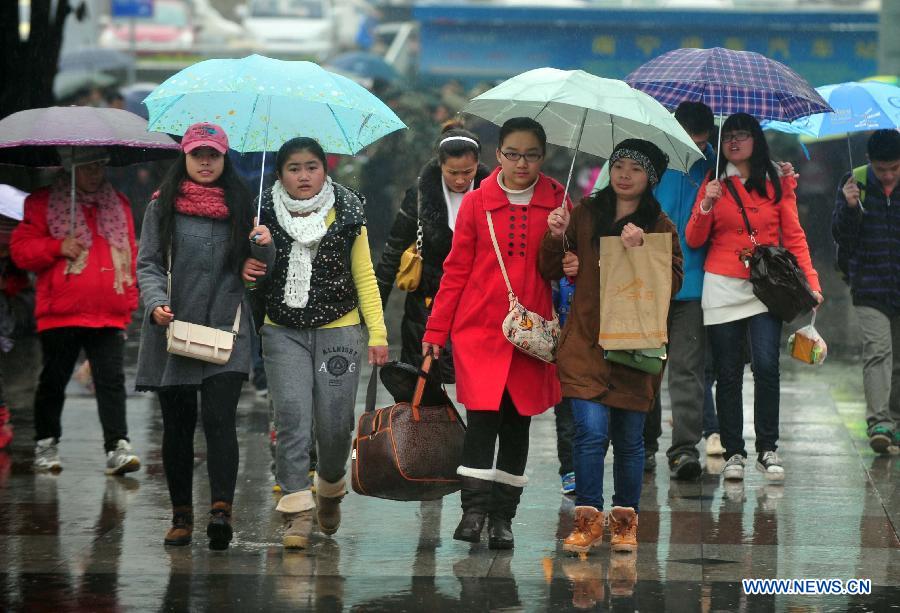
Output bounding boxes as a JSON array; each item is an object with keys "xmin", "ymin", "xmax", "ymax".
[
  {"xmin": 158, "ymin": 373, "xmax": 244, "ymax": 507},
  {"xmin": 461, "ymin": 390, "xmax": 531, "ymax": 477}
]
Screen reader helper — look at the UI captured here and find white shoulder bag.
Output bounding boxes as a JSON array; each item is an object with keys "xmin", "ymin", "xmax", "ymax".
[{"xmin": 165, "ymin": 250, "xmax": 241, "ymax": 365}]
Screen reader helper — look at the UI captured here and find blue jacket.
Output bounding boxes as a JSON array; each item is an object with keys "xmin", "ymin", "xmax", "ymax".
[
  {"xmin": 653, "ymin": 143, "xmax": 714, "ymax": 301},
  {"xmin": 832, "ymin": 166, "xmax": 900, "ymax": 317}
]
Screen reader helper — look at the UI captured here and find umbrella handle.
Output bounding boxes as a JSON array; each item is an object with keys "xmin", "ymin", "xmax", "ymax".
[{"xmin": 715, "ymin": 113, "xmax": 724, "ymax": 179}]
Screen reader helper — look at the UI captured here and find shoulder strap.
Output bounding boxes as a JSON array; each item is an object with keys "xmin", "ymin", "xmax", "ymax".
[
  {"xmin": 723, "ymin": 178, "xmax": 757, "ymax": 245},
  {"xmin": 485, "ymin": 210, "xmax": 517, "ymax": 303},
  {"xmin": 415, "ymin": 178, "xmax": 424, "ymax": 255},
  {"xmin": 853, "ymin": 165, "xmax": 868, "ymax": 203}
]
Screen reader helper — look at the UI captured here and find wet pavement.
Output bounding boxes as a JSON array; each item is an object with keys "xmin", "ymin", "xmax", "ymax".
[{"xmin": 1, "ymin": 343, "xmax": 898, "ymax": 611}]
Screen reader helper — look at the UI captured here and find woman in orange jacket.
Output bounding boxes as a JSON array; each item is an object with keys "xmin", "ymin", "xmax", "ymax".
[{"xmin": 685, "ymin": 113, "xmax": 822, "ymax": 483}]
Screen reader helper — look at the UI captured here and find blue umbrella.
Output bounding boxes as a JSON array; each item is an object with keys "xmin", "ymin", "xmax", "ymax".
[
  {"xmin": 325, "ymin": 51, "xmax": 401, "ymax": 84},
  {"xmin": 763, "ymin": 81, "xmax": 900, "ymax": 174},
  {"xmin": 144, "ymin": 54, "xmax": 407, "ymax": 215}
]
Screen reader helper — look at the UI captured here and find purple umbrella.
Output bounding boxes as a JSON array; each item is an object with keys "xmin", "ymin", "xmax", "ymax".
[
  {"xmin": 0, "ymin": 106, "xmax": 179, "ymax": 167},
  {"xmin": 626, "ymin": 47, "xmax": 832, "ymax": 174},
  {"xmin": 0, "ymin": 106, "xmax": 179, "ymax": 238}
]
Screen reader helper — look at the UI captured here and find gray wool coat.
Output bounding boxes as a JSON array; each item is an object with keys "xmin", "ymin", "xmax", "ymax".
[{"xmin": 134, "ymin": 201, "xmax": 274, "ymax": 390}]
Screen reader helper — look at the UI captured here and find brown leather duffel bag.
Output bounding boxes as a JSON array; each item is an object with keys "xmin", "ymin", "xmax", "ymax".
[{"xmin": 351, "ymin": 354, "xmax": 465, "ymax": 501}]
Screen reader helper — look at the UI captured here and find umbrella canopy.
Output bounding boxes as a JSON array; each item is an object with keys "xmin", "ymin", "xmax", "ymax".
[
  {"xmin": 144, "ymin": 54, "xmax": 406, "ymax": 154},
  {"xmin": 325, "ymin": 51, "xmax": 402, "ymax": 84},
  {"xmin": 53, "ymin": 71, "xmax": 117, "ymax": 100},
  {"xmin": 0, "ymin": 106, "xmax": 180, "ymax": 167},
  {"xmin": 463, "ymin": 67, "xmax": 704, "ymax": 174},
  {"xmin": 762, "ymin": 81, "xmax": 900, "ymax": 137},
  {"xmin": 59, "ymin": 48, "xmax": 134, "ymax": 74},
  {"xmin": 0, "ymin": 184, "xmax": 26, "ymax": 221},
  {"xmin": 626, "ymin": 47, "xmax": 832, "ymax": 122}
]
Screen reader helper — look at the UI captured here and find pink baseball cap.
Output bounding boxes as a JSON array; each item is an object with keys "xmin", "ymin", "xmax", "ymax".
[{"xmin": 181, "ymin": 122, "xmax": 229, "ymax": 154}]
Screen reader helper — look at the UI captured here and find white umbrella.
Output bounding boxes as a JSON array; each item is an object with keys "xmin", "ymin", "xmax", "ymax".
[{"xmin": 464, "ymin": 68, "xmax": 705, "ymax": 204}]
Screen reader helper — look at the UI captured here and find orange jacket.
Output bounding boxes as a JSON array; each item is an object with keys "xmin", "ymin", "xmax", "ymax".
[{"xmin": 684, "ymin": 174, "xmax": 820, "ymax": 293}]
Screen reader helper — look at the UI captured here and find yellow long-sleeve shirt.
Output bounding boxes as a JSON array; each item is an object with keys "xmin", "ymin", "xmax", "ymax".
[{"xmin": 265, "ymin": 208, "xmax": 387, "ymax": 347}]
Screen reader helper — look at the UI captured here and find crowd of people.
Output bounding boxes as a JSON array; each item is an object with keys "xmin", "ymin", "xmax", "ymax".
[{"xmin": 1, "ymin": 96, "xmax": 898, "ymax": 558}]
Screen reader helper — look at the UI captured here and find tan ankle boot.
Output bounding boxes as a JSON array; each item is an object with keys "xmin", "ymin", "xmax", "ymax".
[
  {"xmin": 164, "ymin": 506, "xmax": 193, "ymax": 546},
  {"xmin": 314, "ymin": 474, "xmax": 345, "ymax": 536},
  {"xmin": 608, "ymin": 506, "xmax": 638, "ymax": 552},
  {"xmin": 282, "ymin": 509, "xmax": 314, "ymax": 549},
  {"xmin": 563, "ymin": 506, "xmax": 605, "ymax": 553}
]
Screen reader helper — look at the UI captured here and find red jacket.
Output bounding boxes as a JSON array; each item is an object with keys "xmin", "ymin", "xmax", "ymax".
[
  {"xmin": 684, "ymin": 174, "xmax": 820, "ymax": 292},
  {"xmin": 423, "ymin": 168, "xmax": 568, "ymax": 416},
  {"xmin": 10, "ymin": 188, "xmax": 138, "ymax": 332}
]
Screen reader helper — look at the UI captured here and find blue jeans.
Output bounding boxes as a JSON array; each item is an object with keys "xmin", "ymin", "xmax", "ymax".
[
  {"xmin": 570, "ymin": 399, "xmax": 646, "ymax": 512},
  {"xmin": 702, "ymin": 357, "xmax": 719, "ymax": 437},
  {"xmin": 707, "ymin": 312, "xmax": 782, "ymax": 458}
]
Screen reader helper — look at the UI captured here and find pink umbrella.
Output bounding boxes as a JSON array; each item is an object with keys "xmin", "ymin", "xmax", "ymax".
[{"xmin": 0, "ymin": 106, "xmax": 179, "ymax": 237}]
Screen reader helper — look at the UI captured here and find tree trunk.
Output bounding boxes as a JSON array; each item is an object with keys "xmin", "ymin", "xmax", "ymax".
[{"xmin": 0, "ymin": 0, "xmax": 72, "ymax": 119}]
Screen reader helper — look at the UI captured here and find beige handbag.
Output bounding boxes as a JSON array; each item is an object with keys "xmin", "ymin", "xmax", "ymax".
[
  {"xmin": 485, "ymin": 211, "xmax": 560, "ymax": 363},
  {"xmin": 165, "ymin": 250, "xmax": 241, "ymax": 365}
]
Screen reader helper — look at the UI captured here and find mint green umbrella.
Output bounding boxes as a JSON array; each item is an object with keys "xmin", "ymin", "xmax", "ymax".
[{"xmin": 464, "ymin": 68, "xmax": 704, "ymax": 203}]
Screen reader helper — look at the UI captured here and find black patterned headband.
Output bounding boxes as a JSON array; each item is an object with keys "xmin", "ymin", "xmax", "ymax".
[{"xmin": 609, "ymin": 148, "xmax": 659, "ymax": 186}]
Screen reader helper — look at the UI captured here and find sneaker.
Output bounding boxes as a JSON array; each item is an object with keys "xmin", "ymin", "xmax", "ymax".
[
  {"xmin": 869, "ymin": 426, "xmax": 892, "ymax": 454},
  {"xmin": 705, "ymin": 433, "xmax": 725, "ymax": 456},
  {"xmin": 560, "ymin": 471, "xmax": 576, "ymax": 495},
  {"xmin": 755, "ymin": 451, "xmax": 785, "ymax": 481},
  {"xmin": 255, "ymin": 387, "xmax": 268, "ymax": 399},
  {"xmin": 105, "ymin": 439, "xmax": 141, "ymax": 475},
  {"xmin": 669, "ymin": 453, "xmax": 702, "ymax": 481},
  {"xmin": 34, "ymin": 437, "xmax": 62, "ymax": 472},
  {"xmin": 643, "ymin": 451, "xmax": 656, "ymax": 473},
  {"xmin": 722, "ymin": 454, "xmax": 745, "ymax": 481}
]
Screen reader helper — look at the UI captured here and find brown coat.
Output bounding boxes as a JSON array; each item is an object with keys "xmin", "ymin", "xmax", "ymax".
[{"xmin": 539, "ymin": 203, "xmax": 683, "ymax": 412}]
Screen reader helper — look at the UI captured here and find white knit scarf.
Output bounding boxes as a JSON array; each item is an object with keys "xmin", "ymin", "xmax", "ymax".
[{"xmin": 272, "ymin": 178, "xmax": 335, "ymax": 308}]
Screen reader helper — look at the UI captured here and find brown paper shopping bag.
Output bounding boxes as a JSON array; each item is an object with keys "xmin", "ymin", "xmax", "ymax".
[{"xmin": 598, "ymin": 233, "xmax": 673, "ymax": 350}]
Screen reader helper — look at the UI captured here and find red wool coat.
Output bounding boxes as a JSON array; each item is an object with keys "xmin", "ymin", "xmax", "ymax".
[
  {"xmin": 11, "ymin": 188, "xmax": 138, "ymax": 332},
  {"xmin": 423, "ymin": 168, "xmax": 569, "ymax": 415}
]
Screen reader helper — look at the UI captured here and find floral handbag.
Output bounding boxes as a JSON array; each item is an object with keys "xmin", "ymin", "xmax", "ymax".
[{"xmin": 485, "ymin": 211, "xmax": 560, "ymax": 363}]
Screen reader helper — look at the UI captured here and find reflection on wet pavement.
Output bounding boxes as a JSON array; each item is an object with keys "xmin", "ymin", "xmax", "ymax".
[{"xmin": 0, "ymin": 359, "xmax": 898, "ymax": 611}]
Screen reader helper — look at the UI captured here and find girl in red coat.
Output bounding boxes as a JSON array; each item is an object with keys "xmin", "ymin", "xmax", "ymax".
[
  {"xmin": 423, "ymin": 117, "xmax": 568, "ymax": 549},
  {"xmin": 685, "ymin": 113, "xmax": 823, "ymax": 483}
]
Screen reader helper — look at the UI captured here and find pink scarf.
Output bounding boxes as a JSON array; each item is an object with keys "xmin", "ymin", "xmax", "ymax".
[
  {"xmin": 47, "ymin": 177, "xmax": 132, "ymax": 294},
  {"xmin": 175, "ymin": 181, "xmax": 230, "ymax": 219}
]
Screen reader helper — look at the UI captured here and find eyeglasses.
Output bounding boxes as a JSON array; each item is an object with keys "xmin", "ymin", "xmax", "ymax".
[
  {"xmin": 500, "ymin": 150, "xmax": 543, "ymax": 163},
  {"xmin": 721, "ymin": 130, "xmax": 753, "ymax": 143}
]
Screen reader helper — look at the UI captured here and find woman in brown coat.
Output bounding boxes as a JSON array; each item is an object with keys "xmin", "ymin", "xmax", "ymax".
[{"xmin": 539, "ymin": 139, "xmax": 683, "ymax": 555}]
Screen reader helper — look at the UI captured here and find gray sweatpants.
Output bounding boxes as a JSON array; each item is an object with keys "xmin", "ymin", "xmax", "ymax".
[
  {"xmin": 856, "ymin": 306, "xmax": 900, "ymax": 435},
  {"xmin": 665, "ymin": 300, "xmax": 707, "ymax": 462},
  {"xmin": 261, "ymin": 324, "xmax": 362, "ymax": 495}
]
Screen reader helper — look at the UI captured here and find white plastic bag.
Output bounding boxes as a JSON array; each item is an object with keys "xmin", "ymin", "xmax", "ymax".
[{"xmin": 787, "ymin": 311, "xmax": 827, "ymax": 365}]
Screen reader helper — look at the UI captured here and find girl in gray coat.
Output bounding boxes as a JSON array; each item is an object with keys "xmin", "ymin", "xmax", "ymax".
[{"xmin": 136, "ymin": 122, "xmax": 274, "ymax": 550}]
